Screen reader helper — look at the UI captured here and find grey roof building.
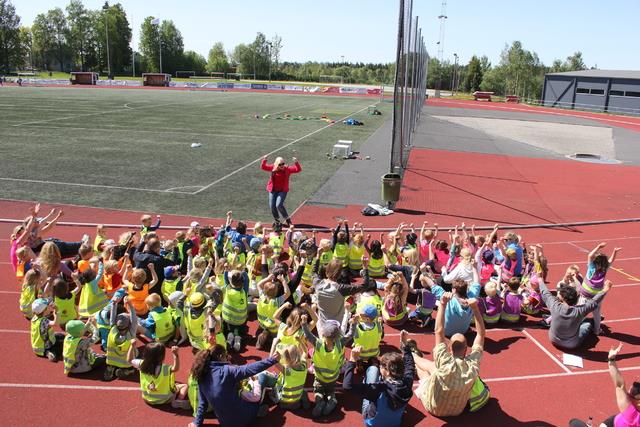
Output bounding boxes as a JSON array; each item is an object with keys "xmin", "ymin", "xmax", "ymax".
[{"xmin": 542, "ymin": 69, "xmax": 640, "ymax": 114}]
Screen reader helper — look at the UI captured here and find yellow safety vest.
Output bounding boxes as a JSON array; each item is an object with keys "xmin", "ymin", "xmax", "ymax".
[
  {"xmin": 176, "ymin": 241, "xmax": 185, "ymax": 263},
  {"xmin": 78, "ymin": 282, "xmax": 108, "ymax": 317},
  {"xmin": 581, "ymin": 281, "xmax": 604, "ymax": 296},
  {"xmin": 368, "ymin": 256, "xmax": 385, "ymax": 277},
  {"xmin": 184, "ymin": 307, "xmax": 211, "ymax": 351},
  {"xmin": 140, "ymin": 364, "xmax": 175, "ymax": 405},
  {"xmin": 469, "ymin": 377, "xmax": 490, "ymax": 412},
  {"xmin": 357, "ymin": 294, "xmax": 383, "ymax": 316},
  {"xmin": 227, "ymin": 252, "xmax": 246, "ymax": 269},
  {"xmin": 386, "ymin": 249, "xmax": 398, "ymax": 265},
  {"xmin": 188, "ymin": 374, "xmax": 199, "ymax": 417},
  {"xmin": 221, "ymin": 286, "xmax": 247, "ymax": 326},
  {"xmin": 19, "ymin": 284, "xmax": 36, "ymax": 318},
  {"xmin": 313, "ymin": 340, "xmax": 344, "ymax": 383},
  {"xmin": 277, "ymin": 365, "xmax": 307, "ymax": 404},
  {"xmin": 348, "ymin": 244, "xmax": 365, "ymax": 270},
  {"xmin": 333, "ymin": 243, "xmax": 349, "ymax": 267},
  {"xmin": 319, "ymin": 251, "xmax": 332, "ymax": 267},
  {"xmin": 55, "ymin": 295, "xmax": 78, "ymax": 326},
  {"xmin": 257, "ymin": 296, "xmax": 279, "ymax": 333},
  {"xmin": 382, "ymin": 299, "xmax": 407, "ymax": 323},
  {"xmin": 301, "ymin": 263, "xmax": 314, "ymax": 286},
  {"xmin": 63, "ymin": 335, "xmax": 81, "ymax": 375},
  {"xmin": 353, "ymin": 322, "xmax": 383, "ymax": 359},
  {"xmin": 106, "ymin": 327, "xmax": 133, "ymax": 368},
  {"xmin": 31, "ymin": 316, "xmax": 55, "ymax": 356},
  {"xmin": 93, "ymin": 236, "xmax": 105, "ymax": 256},
  {"xmin": 269, "ymin": 233, "xmax": 285, "ymax": 257},
  {"xmin": 150, "ymin": 308, "xmax": 176, "ymax": 343},
  {"xmin": 161, "ymin": 278, "xmax": 181, "ymax": 302},
  {"xmin": 276, "ymin": 323, "xmax": 303, "ymax": 353}
]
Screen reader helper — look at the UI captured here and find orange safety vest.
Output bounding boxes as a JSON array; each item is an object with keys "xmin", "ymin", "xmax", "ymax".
[{"xmin": 127, "ymin": 282, "xmax": 150, "ymax": 316}]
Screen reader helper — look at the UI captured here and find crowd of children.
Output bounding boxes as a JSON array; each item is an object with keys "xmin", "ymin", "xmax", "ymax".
[{"xmin": 11, "ymin": 206, "xmax": 623, "ymax": 425}]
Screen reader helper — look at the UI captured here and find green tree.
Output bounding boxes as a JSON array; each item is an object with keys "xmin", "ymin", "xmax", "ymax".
[
  {"xmin": 206, "ymin": 41, "xmax": 229, "ymax": 73},
  {"xmin": 31, "ymin": 9, "xmax": 69, "ymax": 71},
  {"xmin": 0, "ymin": 0, "xmax": 23, "ymax": 73},
  {"xmin": 564, "ymin": 51, "xmax": 586, "ymax": 71},
  {"xmin": 66, "ymin": 0, "xmax": 93, "ymax": 70},
  {"xmin": 139, "ymin": 16, "xmax": 160, "ymax": 72},
  {"xmin": 99, "ymin": 2, "xmax": 132, "ymax": 73},
  {"xmin": 463, "ymin": 55, "xmax": 483, "ymax": 92},
  {"xmin": 18, "ymin": 26, "xmax": 32, "ymax": 69},
  {"xmin": 139, "ymin": 17, "xmax": 182, "ymax": 74},
  {"xmin": 182, "ymin": 50, "xmax": 206, "ymax": 75}
]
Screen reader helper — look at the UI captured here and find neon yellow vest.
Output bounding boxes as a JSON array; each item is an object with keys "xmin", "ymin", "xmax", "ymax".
[
  {"xmin": 93, "ymin": 236, "xmax": 105, "ymax": 255},
  {"xmin": 333, "ymin": 243, "xmax": 349, "ymax": 267},
  {"xmin": 357, "ymin": 294, "xmax": 383, "ymax": 316},
  {"xmin": 150, "ymin": 308, "xmax": 176, "ymax": 343},
  {"xmin": 63, "ymin": 335, "xmax": 81, "ymax": 375},
  {"xmin": 31, "ymin": 316, "xmax": 55, "ymax": 356},
  {"xmin": 301, "ymin": 263, "xmax": 314, "ymax": 286},
  {"xmin": 106, "ymin": 327, "xmax": 133, "ymax": 368},
  {"xmin": 269, "ymin": 233, "xmax": 285, "ymax": 257},
  {"xmin": 176, "ymin": 241, "xmax": 185, "ymax": 263},
  {"xmin": 161, "ymin": 278, "xmax": 181, "ymax": 301},
  {"xmin": 348, "ymin": 244, "xmax": 365, "ymax": 270},
  {"xmin": 55, "ymin": 295, "xmax": 78, "ymax": 326},
  {"xmin": 277, "ymin": 365, "xmax": 307, "ymax": 404},
  {"xmin": 313, "ymin": 340, "xmax": 344, "ymax": 383},
  {"xmin": 257, "ymin": 296, "xmax": 279, "ymax": 333},
  {"xmin": 184, "ymin": 308, "xmax": 211, "ymax": 351},
  {"xmin": 140, "ymin": 364, "xmax": 175, "ymax": 405},
  {"xmin": 188, "ymin": 374, "xmax": 199, "ymax": 417},
  {"xmin": 276, "ymin": 323, "xmax": 303, "ymax": 353},
  {"xmin": 382, "ymin": 299, "xmax": 407, "ymax": 322},
  {"xmin": 222, "ymin": 287, "xmax": 247, "ymax": 326},
  {"xmin": 386, "ymin": 249, "xmax": 398, "ymax": 265},
  {"xmin": 320, "ymin": 251, "xmax": 332, "ymax": 267},
  {"xmin": 19, "ymin": 284, "xmax": 36, "ymax": 317},
  {"xmin": 469, "ymin": 377, "xmax": 490, "ymax": 412},
  {"xmin": 368, "ymin": 256, "xmax": 385, "ymax": 277},
  {"xmin": 78, "ymin": 282, "xmax": 108, "ymax": 317},
  {"xmin": 353, "ymin": 322, "xmax": 382, "ymax": 359}
]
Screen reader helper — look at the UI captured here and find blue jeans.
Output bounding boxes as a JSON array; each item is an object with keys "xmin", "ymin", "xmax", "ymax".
[
  {"xmin": 269, "ymin": 191, "xmax": 289, "ymax": 221},
  {"xmin": 362, "ymin": 365, "xmax": 380, "ymax": 417}
]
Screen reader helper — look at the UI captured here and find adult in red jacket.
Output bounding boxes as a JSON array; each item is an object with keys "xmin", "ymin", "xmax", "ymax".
[{"xmin": 260, "ymin": 155, "xmax": 301, "ymax": 226}]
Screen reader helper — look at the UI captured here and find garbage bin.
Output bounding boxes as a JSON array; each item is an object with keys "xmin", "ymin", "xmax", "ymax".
[{"xmin": 381, "ymin": 173, "xmax": 402, "ymax": 203}]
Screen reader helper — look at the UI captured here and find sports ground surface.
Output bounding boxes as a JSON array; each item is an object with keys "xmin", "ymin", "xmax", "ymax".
[{"xmin": 1, "ymin": 86, "xmax": 640, "ymax": 426}]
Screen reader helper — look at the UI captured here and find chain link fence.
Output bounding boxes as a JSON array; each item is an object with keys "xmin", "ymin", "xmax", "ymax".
[{"xmin": 390, "ymin": 0, "xmax": 429, "ymax": 174}]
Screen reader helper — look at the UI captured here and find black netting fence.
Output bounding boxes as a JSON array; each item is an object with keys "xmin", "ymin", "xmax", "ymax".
[{"xmin": 390, "ymin": 0, "xmax": 429, "ymax": 174}]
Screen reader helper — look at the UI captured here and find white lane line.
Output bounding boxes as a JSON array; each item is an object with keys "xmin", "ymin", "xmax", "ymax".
[
  {"xmin": 0, "ymin": 329, "xmax": 29, "ymax": 334},
  {"xmin": 521, "ymin": 329, "xmax": 572, "ymax": 374},
  {"xmin": 0, "ymin": 290, "xmax": 20, "ymax": 294},
  {"xmin": 603, "ymin": 316, "xmax": 640, "ymax": 324},
  {"xmin": 548, "ymin": 257, "xmax": 640, "ymax": 266},
  {"xmin": 18, "ymin": 124, "xmax": 293, "ymax": 141},
  {"xmin": 0, "ymin": 383, "xmax": 139, "ymax": 391},
  {"xmin": 485, "ymin": 365, "xmax": 640, "ymax": 383},
  {"xmin": 0, "ymin": 177, "xmax": 191, "ymax": 194},
  {"xmin": 567, "ymin": 241, "xmax": 589, "ymax": 253},
  {"xmin": 540, "ymin": 236, "xmax": 640, "ymax": 245},
  {"xmin": 193, "ymin": 103, "xmax": 375, "ymax": 194}
]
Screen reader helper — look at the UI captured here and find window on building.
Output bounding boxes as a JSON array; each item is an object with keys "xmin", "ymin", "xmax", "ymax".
[
  {"xmin": 609, "ymin": 90, "xmax": 624, "ymax": 96},
  {"xmin": 576, "ymin": 88, "xmax": 590, "ymax": 94},
  {"xmin": 590, "ymin": 89, "xmax": 605, "ymax": 95},
  {"xmin": 625, "ymin": 91, "xmax": 640, "ymax": 98}
]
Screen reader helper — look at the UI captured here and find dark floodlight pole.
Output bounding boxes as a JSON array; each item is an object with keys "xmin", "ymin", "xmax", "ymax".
[{"xmin": 103, "ymin": 2, "xmax": 111, "ymax": 78}]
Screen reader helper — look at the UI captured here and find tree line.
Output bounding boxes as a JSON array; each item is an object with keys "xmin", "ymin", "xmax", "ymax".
[{"xmin": 1, "ymin": 0, "xmax": 590, "ymax": 95}]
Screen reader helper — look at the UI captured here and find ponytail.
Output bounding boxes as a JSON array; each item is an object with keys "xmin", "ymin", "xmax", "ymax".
[{"xmin": 190, "ymin": 344, "xmax": 227, "ymax": 382}]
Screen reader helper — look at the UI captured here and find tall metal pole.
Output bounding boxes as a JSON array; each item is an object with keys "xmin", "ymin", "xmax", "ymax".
[
  {"xmin": 132, "ymin": 51, "xmax": 135, "ymax": 77},
  {"xmin": 435, "ymin": 0, "xmax": 447, "ymax": 98},
  {"xmin": 103, "ymin": 2, "xmax": 111, "ymax": 78}
]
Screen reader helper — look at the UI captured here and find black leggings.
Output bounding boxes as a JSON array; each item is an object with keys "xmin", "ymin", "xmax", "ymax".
[
  {"xmin": 569, "ymin": 416, "xmax": 615, "ymax": 427},
  {"xmin": 33, "ymin": 238, "xmax": 83, "ymax": 259}
]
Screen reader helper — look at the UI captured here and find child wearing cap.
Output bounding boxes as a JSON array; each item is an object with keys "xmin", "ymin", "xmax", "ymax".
[
  {"xmin": 184, "ymin": 292, "xmax": 217, "ymax": 351},
  {"xmin": 30, "ymin": 298, "xmax": 64, "ymax": 361},
  {"xmin": 63, "ymin": 319, "xmax": 106, "ymax": 375},
  {"xmin": 140, "ymin": 214, "xmax": 161, "ymax": 237},
  {"xmin": 349, "ymin": 304, "xmax": 384, "ymax": 363},
  {"xmin": 302, "ymin": 316, "xmax": 349, "ymax": 418},
  {"xmin": 161, "ymin": 266, "xmax": 183, "ymax": 304},
  {"xmin": 139, "ymin": 294, "xmax": 177, "ymax": 344},
  {"xmin": 104, "ymin": 296, "xmax": 138, "ymax": 381}
]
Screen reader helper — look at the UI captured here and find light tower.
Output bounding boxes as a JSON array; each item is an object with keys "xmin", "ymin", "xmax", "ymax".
[{"xmin": 434, "ymin": 0, "xmax": 447, "ymax": 98}]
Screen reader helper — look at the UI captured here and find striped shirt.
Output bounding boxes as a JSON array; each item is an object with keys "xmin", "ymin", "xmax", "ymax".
[{"xmin": 420, "ymin": 342, "xmax": 483, "ymax": 417}]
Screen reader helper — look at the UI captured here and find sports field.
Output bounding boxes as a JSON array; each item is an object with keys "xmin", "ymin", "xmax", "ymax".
[{"xmin": 0, "ymin": 86, "xmax": 390, "ymax": 219}]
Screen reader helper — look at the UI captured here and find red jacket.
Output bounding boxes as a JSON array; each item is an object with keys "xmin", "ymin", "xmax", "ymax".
[{"xmin": 261, "ymin": 159, "xmax": 302, "ymax": 192}]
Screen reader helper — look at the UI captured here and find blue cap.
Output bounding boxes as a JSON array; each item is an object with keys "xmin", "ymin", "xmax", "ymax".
[
  {"xmin": 250, "ymin": 237, "xmax": 263, "ymax": 251},
  {"xmin": 164, "ymin": 266, "xmax": 177, "ymax": 279},
  {"xmin": 362, "ymin": 304, "xmax": 378, "ymax": 319}
]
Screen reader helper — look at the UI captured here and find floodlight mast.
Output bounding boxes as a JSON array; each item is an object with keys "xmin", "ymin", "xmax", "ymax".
[
  {"xmin": 435, "ymin": 0, "xmax": 447, "ymax": 98},
  {"xmin": 103, "ymin": 2, "xmax": 111, "ymax": 78}
]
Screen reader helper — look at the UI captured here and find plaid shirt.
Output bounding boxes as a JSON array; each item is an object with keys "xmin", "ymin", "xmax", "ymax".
[{"xmin": 420, "ymin": 342, "xmax": 483, "ymax": 417}]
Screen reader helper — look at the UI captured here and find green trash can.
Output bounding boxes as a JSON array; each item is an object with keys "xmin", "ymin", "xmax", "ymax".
[{"xmin": 381, "ymin": 173, "xmax": 402, "ymax": 203}]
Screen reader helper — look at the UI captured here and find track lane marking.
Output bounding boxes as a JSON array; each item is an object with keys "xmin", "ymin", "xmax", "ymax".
[{"xmin": 521, "ymin": 329, "xmax": 572, "ymax": 374}]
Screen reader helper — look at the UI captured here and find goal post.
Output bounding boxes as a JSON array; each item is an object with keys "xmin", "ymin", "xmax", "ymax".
[
  {"xmin": 175, "ymin": 70, "xmax": 195, "ymax": 78},
  {"xmin": 209, "ymin": 72, "xmax": 225, "ymax": 79}
]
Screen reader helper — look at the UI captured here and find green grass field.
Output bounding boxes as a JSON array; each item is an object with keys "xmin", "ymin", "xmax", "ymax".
[{"xmin": 0, "ymin": 86, "xmax": 391, "ymax": 220}]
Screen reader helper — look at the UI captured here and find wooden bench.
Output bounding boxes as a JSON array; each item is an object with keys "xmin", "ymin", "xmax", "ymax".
[
  {"xmin": 505, "ymin": 95, "xmax": 519, "ymax": 103},
  {"xmin": 473, "ymin": 91, "xmax": 494, "ymax": 101}
]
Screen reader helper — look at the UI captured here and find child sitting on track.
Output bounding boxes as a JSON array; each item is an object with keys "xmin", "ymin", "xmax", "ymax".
[
  {"xmin": 382, "ymin": 271, "xmax": 410, "ymax": 327},
  {"xmin": 258, "ymin": 343, "xmax": 310, "ymax": 411},
  {"xmin": 77, "ymin": 258, "xmax": 107, "ymax": 318},
  {"xmin": 53, "ymin": 276, "xmax": 82, "ymax": 329},
  {"xmin": 480, "ymin": 281, "xmax": 502, "ymax": 325},
  {"xmin": 63, "ymin": 319, "xmax": 106, "ymax": 375},
  {"xmin": 30, "ymin": 298, "xmax": 64, "ymax": 362},
  {"xmin": 139, "ymin": 294, "xmax": 177, "ymax": 344},
  {"xmin": 501, "ymin": 277, "xmax": 524, "ymax": 324},
  {"xmin": 19, "ymin": 268, "xmax": 43, "ymax": 319},
  {"xmin": 126, "ymin": 263, "xmax": 158, "ymax": 317},
  {"xmin": 104, "ymin": 297, "xmax": 138, "ymax": 381}
]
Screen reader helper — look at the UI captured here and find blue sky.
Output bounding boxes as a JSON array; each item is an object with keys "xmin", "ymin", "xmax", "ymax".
[{"xmin": 13, "ymin": 0, "xmax": 640, "ymax": 69}]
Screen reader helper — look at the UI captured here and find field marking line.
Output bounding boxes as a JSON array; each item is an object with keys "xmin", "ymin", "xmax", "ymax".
[
  {"xmin": 484, "ymin": 365, "xmax": 640, "ymax": 383},
  {"xmin": 521, "ymin": 329, "xmax": 573, "ymax": 374},
  {"xmin": 567, "ymin": 241, "xmax": 589, "ymax": 253},
  {"xmin": 123, "ymin": 103, "xmax": 134, "ymax": 109},
  {"xmin": 548, "ymin": 256, "xmax": 640, "ymax": 266},
  {"xmin": 0, "ymin": 329, "xmax": 29, "ymax": 334},
  {"xmin": 611, "ymin": 267, "xmax": 640, "ymax": 282},
  {"xmin": 18, "ymin": 124, "xmax": 294, "ymax": 141},
  {"xmin": 603, "ymin": 316, "xmax": 640, "ymax": 324},
  {"xmin": 0, "ymin": 290, "xmax": 20, "ymax": 294},
  {"xmin": 435, "ymin": 99, "xmax": 640, "ymax": 128},
  {"xmin": 540, "ymin": 236, "xmax": 640, "ymax": 245},
  {"xmin": 0, "ymin": 176, "xmax": 192, "ymax": 194},
  {"xmin": 0, "ymin": 383, "xmax": 139, "ymax": 391},
  {"xmin": 0, "ymin": 261, "xmax": 11, "ymax": 265},
  {"xmin": 193, "ymin": 103, "xmax": 375, "ymax": 195}
]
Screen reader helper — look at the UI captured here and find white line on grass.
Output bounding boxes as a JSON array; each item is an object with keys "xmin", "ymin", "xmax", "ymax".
[
  {"xmin": 19, "ymin": 124, "xmax": 293, "ymax": 141},
  {"xmin": 0, "ymin": 177, "xmax": 191, "ymax": 194},
  {"xmin": 192, "ymin": 103, "xmax": 375, "ymax": 194},
  {"xmin": 521, "ymin": 329, "xmax": 572, "ymax": 374}
]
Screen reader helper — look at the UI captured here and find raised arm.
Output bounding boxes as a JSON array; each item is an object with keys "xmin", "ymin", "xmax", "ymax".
[
  {"xmin": 609, "ymin": 247, "xmax": 621, "ymax": 265},
  {"xmin": 127, "ymin": 338, "xmax": 137, "ymax": 363},
  {"xmin": 468, "ymin": 298, "xmax": 485, "ymax": 348},
  {"xmin": 607, "ymin": 343, "xmax": 631, "ymax": 412},
  {"xmin": 147, "ymin": 263, "xmax": 158, "ymax": 289},
  {"xmin": 435, "ymin": 292, "xmax": 451, "ymax": 346},
  {"xmin": 170, "ymin": 346, "xmax": 180, "ymax": 373},
  {"xmin": 588, "ymin": 242, "xmax": 606, "ymax": 262}
]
